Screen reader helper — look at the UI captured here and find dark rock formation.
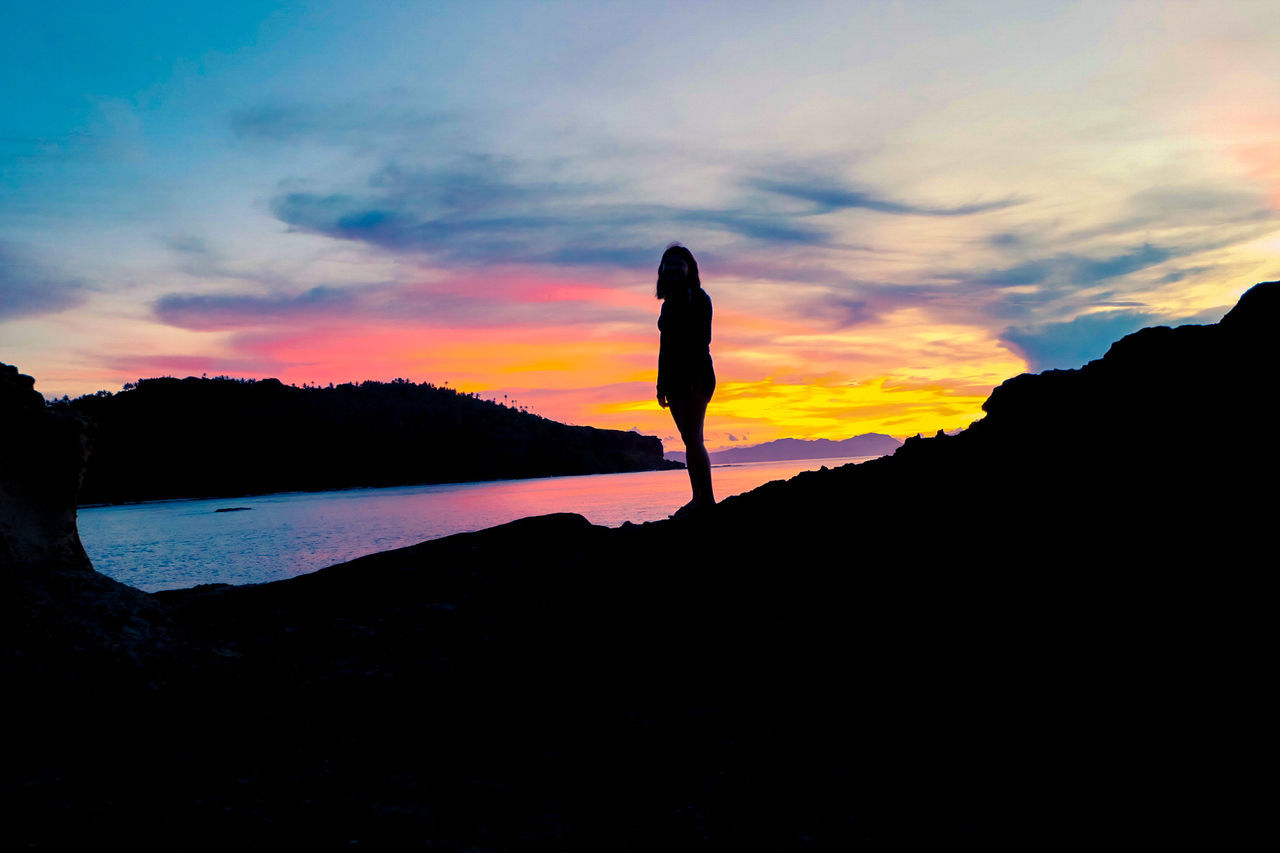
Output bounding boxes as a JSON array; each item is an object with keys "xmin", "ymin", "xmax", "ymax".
[
  {"xmin": 1, "ymin": 363, "xmax": 92, "ymax": 571},
  {"xmin": 4, "ymin": 282, "xmax": 1276, "ymax": 848},
  {"xmin": 2, "ymin": 362, "xmax": 189, "ymax": 690}
]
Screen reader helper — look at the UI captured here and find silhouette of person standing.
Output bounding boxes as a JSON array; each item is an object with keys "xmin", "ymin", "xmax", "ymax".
[{"xmin": 656, "ymin": 243, "xmax": 716, "ymax": 517}]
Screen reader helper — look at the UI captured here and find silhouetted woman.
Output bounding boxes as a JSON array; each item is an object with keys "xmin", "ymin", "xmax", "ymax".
[{"xmin": 656, "ymin": 243, "xmax": 715, "ymax": 517}]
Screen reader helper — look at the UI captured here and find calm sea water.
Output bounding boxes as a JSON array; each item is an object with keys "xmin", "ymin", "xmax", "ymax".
[{"xmin": 79, "ymin": 456, "xmax": 877, "ymax": 592}]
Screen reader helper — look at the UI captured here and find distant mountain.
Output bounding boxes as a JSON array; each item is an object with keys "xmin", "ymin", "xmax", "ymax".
[
  {"xmin": 666, "ymin": 433, "xmax": 902, "ymax": 464},
  {"xmin": 51, "ymin": 376, "xmax": 681, "ymax": 504}
]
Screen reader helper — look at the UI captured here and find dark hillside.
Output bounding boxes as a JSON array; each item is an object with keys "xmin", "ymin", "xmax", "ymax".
[{"xmin": 55, "ymin": 377, "xmax": 678, "ymax": 504}]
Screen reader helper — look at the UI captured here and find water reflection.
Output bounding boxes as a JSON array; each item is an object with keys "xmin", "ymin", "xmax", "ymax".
[{"xmin": 79, "ymin": 457, "xmax": 876, "ymax": 592}]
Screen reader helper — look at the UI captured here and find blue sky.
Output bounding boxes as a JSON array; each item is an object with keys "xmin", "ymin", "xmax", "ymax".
[{"xmin": 3, "ymin": 1, "xmax": 1278, "ymax": 445}]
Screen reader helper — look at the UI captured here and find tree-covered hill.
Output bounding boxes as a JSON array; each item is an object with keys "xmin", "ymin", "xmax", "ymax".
[{"xmin": 53, "ymin": 376, "xmax": 678, "ymax": 504}]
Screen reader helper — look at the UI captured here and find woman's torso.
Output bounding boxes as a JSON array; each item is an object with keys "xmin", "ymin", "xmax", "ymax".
[{"xmin": 659, "ymin": 287, "xmax": 714, "ymax": 395}]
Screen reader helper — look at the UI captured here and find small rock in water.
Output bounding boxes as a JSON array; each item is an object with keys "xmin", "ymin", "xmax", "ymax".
[{"xmin": 215, "ymin": 506, "xmax": 252, "ymax": 513}]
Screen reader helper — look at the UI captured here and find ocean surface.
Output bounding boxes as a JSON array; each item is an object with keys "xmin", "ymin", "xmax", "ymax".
[{"xmin": 79, "ymin": 456, "xmax": 877, "ymax": 592}]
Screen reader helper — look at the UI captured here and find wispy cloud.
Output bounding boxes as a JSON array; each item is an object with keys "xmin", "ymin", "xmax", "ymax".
[
  {"xmin": 0, "ymin": 243, "xmax": 87, "ymax": 321},
  {"xmin": 266, "ymin": 153, "xmax": 1030, "ymax": 271},
  {"xmin": 152, "ymin": 273, "xmax": 649, "ymax": 332},
  {"xmin": 759, "ymin": 242, "xmax": 1187, "ymax": 333},
  {"xmin": 957, "ymin": 243, "xmax": 1176, "ymax": 293},
  {"xmin": 153, "ymin": 285, "xmax": 363, "ymax": 331},
  {"xmin": 268, "ymin": 161, "xmax": 840, "ymax": 266},
  {"xmin": 748, "ymin": 172, "xmax": 1021, "ymax": 217}
]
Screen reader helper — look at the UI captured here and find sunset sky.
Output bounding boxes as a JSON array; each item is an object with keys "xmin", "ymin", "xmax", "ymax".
[{"xmin": 3, "ymin": 1, "xmax": 1278, "ymax": 451}]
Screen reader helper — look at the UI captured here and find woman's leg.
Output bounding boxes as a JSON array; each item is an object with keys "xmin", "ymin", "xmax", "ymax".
[{"xmin": 669, "ymin": 391, "xmax": 715, "ymax": 509}]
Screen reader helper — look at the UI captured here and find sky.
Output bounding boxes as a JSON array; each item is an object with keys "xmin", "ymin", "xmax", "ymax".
[{"xmin": 3, "ymin": 1, "xmax": 1278, "ymax": 451}]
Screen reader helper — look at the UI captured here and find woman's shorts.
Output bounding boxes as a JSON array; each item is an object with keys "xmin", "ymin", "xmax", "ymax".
[{"xmin": 669, "ymin": 357, "xmax": 715, "ymax": 401}]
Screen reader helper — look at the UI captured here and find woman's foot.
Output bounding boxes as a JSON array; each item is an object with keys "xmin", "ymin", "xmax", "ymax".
[{"xmin": 669, "ymin": 499, "xmax": 715, "ymax": 521}]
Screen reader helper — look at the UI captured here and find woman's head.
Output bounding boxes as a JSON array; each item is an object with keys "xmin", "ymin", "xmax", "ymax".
[{"xmin": 656, "ymin": 243, "xmax": 700, "ymax": 299}]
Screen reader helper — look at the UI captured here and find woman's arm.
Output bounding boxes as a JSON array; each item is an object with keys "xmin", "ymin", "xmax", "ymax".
[
  {"xmin": 702, "ymin": 289, "xmax": 712, "ymax": 346},
  {"xmin": 657, "ymin": 300, "xmax": 671, "ymax": 406}
]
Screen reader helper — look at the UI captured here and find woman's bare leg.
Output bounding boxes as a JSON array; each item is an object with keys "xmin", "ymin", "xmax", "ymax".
[{"xmin": 669, "ymin": 392, "xmax": 715, "ymax": 509}]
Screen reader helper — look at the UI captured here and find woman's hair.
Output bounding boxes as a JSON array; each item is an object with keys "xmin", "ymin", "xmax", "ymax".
[{"xmin": 655, "ymin": 242, "xmax": 701, "ymax": 299}]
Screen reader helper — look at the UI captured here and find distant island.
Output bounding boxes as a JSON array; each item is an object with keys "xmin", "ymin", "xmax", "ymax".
[
  {"xmin": 666, "ymin": 433, "xmax": 903, "ymax": 464},
  {"xmin": 53, "ymin": 376, "xmax": 681, "ymax": 504}
]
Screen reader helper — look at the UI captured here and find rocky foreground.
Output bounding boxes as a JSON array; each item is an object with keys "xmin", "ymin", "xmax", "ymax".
[{"xmin": 3, "ymin": 283, "xmax": 1276, "ymax": 848}]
